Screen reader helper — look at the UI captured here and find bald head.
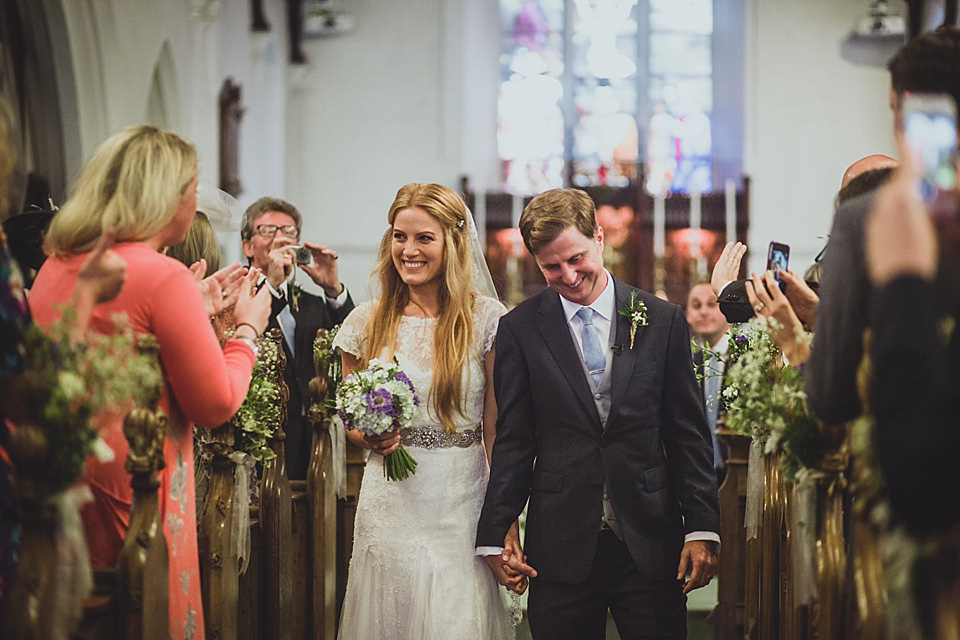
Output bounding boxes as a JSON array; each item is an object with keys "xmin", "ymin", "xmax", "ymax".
[{"xmin": 841, "ymin": 154, "xmax": 899, "ymax": 189}]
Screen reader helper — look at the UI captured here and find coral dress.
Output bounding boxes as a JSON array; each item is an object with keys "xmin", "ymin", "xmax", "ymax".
[
  {"xmin": 333, "ymin": 296, "xmax": 514, "ymax": 640},
  {"xmin": 30, "ymin": 242, "xmax": 256, "ymax": 640}
]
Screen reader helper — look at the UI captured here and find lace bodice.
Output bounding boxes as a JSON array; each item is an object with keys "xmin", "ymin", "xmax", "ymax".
[{"xmin": 333, "ymin": 296, "xmax": 505, "ymax": 433}]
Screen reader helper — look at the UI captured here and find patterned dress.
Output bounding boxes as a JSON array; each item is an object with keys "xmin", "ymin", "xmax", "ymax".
[
  {"xmin": 30, "ymin": 243, "xmax": 256, "ymax": 640},
  {"xmin": 334, "ymin": 296, "xmax": 514, "ymax": 640},
  {"xmin": 0, "ymin": 229, "xmax": 29, "ymax": 606}
]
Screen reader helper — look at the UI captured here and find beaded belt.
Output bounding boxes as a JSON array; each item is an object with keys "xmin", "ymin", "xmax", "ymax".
[{"xmin": 399, "ymin": 425, "xmax": 482, "ymax": 450}]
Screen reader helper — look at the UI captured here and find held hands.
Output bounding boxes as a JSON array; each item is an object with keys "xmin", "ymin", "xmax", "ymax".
[
  {"xmin": 299, "ymin": 242, "xmax": 343, "ymax": 298},
  {"xmin": 677, "ymin": 539, "xmax": 718, "ymax": 595},
  {"xmin": 483, "ymin": 521, "xmax": 537, "ymax": 595}
]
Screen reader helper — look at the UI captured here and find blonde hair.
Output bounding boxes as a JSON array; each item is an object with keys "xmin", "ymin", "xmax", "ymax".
[
  {"xmin": 519, "ymin": 188, "xmax": 597, "ymax": 256},
  {"xmin": 365, "ymin": 183, "xmax": 476, "ymax": 433},
  {"xmin": 166, "ymin": 211, "xmax": 221, "ymax": 273},
  {"xmin": 44, "ymin": 124, "xmax": 197, "ymax": 256}
]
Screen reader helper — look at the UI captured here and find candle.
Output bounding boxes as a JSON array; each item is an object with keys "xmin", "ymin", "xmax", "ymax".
[
  {"xmin": 689, "ymin": 192, "xmax": 701, "ymax": 256},
  {"xmin": 653, "ymin": 196, "xmax": 665, "ymax": 257},
  {"xmin": 725, "ymin": 179, "xmax": 736, "ymax": 245},
  {"xmin": 511, "ymin": 194, "xmax": 524, "ymax": 230}
]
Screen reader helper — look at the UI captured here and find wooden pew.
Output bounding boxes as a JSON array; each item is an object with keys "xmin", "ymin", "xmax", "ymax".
[
  {"xmin": 115, "ymin": 334, "xmax": 170, "ymax": 640},
  {"xmin": 711, "ymin": 429, "xmax": 749, "ymax": 640},
  {"xmin": 2, "ymin": 334, "xmax": 168, "ymax": 640}
]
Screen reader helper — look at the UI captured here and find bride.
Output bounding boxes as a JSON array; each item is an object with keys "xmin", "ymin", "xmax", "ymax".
[{"xmin": 333, "ymin": 183, "xmax": 521, "ymax": 639}]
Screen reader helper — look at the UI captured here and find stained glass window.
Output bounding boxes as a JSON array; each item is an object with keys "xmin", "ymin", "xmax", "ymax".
[{"xmin": 498, "ymin": 0, "xmax": 715, "ymax": 196}]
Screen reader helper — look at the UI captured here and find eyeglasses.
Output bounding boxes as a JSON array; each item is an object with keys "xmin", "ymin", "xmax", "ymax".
[{"xmin": 255, "ymin": 224, "xmax": 299, "ymax": 238}]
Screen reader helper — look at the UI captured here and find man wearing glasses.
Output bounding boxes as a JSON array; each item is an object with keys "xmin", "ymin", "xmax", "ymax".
[{"xmin": 241, "ymin": 197, "xmax": 354, "ymax": 480}]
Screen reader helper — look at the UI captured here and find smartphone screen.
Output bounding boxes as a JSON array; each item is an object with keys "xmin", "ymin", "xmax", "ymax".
[
  {"xmin": 767, "ymin": 242, "xmax": 789, "ymax": 285},
  {"xmin": 902, "ymin": 93, "xmax": 958, "ymax": 202}
]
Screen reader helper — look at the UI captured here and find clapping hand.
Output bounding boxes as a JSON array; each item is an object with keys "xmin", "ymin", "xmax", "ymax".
[
  {"xmin": 299, "ymin": 242, "xmax": 344, "ymax": 298},
  {"xmin": 191, "ymin": 261, "xmax": 248, "ymax": 317},
  {"xmin": 712, "ymin": 242, "xmax": 747, "ymax": 296}
]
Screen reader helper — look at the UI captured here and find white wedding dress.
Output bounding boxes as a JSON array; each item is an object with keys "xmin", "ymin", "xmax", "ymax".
[{"xmin": 333, "ymin": 296, "xmax": 515, "ymax": 640}]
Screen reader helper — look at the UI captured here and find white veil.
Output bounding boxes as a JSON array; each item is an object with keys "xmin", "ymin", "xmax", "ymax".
[{"xmin": 463, "ymin": 208, "xmax": 499, "ymax": 299}]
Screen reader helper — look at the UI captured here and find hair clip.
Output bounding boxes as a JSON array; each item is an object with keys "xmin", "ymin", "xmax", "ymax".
[{"xmin": 456, "ymin": 218, "xmax": 465, "ymax": 229}]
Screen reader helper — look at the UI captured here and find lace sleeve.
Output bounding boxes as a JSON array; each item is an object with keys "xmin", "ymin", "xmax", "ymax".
[
  {"xmin": 475, "ymin": 295, "xmax": 507, "ymax": 356},
  {"xmin": 332, "ymin": 300, "xmax": 374, "ymax": 358}
]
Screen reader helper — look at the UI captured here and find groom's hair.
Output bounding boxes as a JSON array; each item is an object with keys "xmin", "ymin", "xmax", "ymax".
[{"xmin": 519, "ymin": 188, "xmax": 597, "ymax": 256}]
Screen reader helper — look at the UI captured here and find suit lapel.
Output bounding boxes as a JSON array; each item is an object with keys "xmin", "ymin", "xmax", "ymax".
[
  {"xmin": 536, "ymin": 291, "xmax": 603, "ymax": 426},
  {"xmin": 608, "ymin": 279, "xmax": 642, "ymax": 424}
]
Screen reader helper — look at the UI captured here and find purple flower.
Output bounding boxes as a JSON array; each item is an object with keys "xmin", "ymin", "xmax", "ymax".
[
  {"xmin": 364, "ymin": 388, "xmax": 394, "ymax": 415},
  {"xmin": 735, "ymin": 334, "xmax": 748, "ymax": 344},
  {"xmin": 338, "ymin": 409, "xmax": 348, "ymax": 427},
  {"xmin": 394, "ymin": 371, "xmax": 415, "ymax": 393}
]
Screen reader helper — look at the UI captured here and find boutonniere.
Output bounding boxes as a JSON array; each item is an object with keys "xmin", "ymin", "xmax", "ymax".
[
  {"xmin": 618, "ymin": 291, "xmax": 648, "ymax": 349},
  {"xmin": 290, "ymin": 280, "xmax": 305, "ymax": 313}
]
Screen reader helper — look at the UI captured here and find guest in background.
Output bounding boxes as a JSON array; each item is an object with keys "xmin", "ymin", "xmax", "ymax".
[
  {"xmin": 240, "ymin": 197, "xmax": 354, "ymax": 480},
  {"xmin": 686, "ymin": 281, "xmax": 730, "ymax": 476},
  {"xmin": 29, "ymin": 124, "xmax": 271, "ymax": 640},
  {"xmin": 0, "ymin": 109, "xmax": 126, "ymax": 607},
  {"xmin": 865, "ymin": 140, "xmax": 960, "ymax": 535},
  {"xmin": 807, "ymin": 25, "xmax": 960, "ymax": 425}
]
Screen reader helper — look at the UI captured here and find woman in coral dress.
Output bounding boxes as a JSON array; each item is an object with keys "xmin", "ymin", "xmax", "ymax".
[{"xmin": 29, "ymin": 124, "xmax": 271, "ymax": 640}]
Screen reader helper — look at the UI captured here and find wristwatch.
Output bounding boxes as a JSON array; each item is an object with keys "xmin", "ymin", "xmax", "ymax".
[{"xmin": 232, "ymin": 334, "xmax": 259, "ymax": 358}]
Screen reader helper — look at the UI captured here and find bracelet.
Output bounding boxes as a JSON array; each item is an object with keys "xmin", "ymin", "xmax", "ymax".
[
  {"xmin": 235, "ymin": 322, "xmax": 260, "ymax": 338},
  {"xmin": 231, "ymin": 333, "xmax": 259, "ymax": 358}
]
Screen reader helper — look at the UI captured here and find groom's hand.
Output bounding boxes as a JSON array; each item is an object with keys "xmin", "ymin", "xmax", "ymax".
[{"xmin": 677, "ymin": 539, "xmax": 718, "ymax": 594}]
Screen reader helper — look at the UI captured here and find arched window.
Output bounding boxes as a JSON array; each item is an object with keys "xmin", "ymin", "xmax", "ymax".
[{"xmin": 498, "ymin": 0, "xmax": 731, "ymax": 197}]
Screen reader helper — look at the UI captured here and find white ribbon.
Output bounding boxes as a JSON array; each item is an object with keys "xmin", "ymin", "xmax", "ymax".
[
  {"xmin": 329, "ymin": 415, "xmax": 347, "ymax": 499},
  {"xmin": 228, "ymin": 451, "xmax": 256, "ymax": 574},
  {"xmin": 52, "ymin": 485, "xmax": 94, "ymax": 640},
  {"xmin": 790, "ymin": 476, "xmax": 818, "ymax": 606},
  {"xmin": 745, "ymin": 438, "xmax": 764, "ymax": 540}
]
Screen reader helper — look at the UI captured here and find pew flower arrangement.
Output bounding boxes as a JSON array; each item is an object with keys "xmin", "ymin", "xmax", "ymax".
[
  {"xmin": 314, "ymin": 324, "xmax": 342, "ymax": 401},
  {"xmin": 721, "ymin": 316, "xmax": 820, "ymax": 481},
  {"xmin": 335, "ymin": 358, "xmax": 419, "ymax": 481},
  {"xmin": 15, "ymin": 313, "xmax": 160, "ymax": 491},
  {"xmin": 230, "ymin": 334, "xmax": 282, "ymax": 464}
]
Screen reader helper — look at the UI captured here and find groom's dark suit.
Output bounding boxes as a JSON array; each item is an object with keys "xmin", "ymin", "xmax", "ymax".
[{"xmin": 477, "ymin": 277, "xmax": 720, "ymax": 635}]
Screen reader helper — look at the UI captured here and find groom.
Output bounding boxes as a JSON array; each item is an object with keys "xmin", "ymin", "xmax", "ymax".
[{"xmin": 477, "ymin": 189, "xmax": 720, "ymax": 639}]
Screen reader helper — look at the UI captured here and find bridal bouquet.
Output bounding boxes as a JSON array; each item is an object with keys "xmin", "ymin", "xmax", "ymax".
[{"xmin": 335, "ymin": 358, "xmax": 419, "ymax": 481}]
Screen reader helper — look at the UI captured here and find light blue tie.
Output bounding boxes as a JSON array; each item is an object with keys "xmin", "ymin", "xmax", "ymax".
[
  {"xmin": 576, "ymin": 307, "xmax": 605, "ymax": 386},
  {"xmin": 704, "ymin": 350, "xmax": 722, "ymax": 468}
]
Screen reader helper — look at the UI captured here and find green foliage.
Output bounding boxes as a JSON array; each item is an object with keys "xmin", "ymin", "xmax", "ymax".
[
  {"xmin": 722, "ymin": 317, "xmax": 821, "ymax": 481},
  {"xmin": 17, "ymin": 313, "xmax": 158, "ymax": 492}
]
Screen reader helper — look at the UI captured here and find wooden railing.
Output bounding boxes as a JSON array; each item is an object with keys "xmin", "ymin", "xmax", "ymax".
[
  {"xmin": 6, "ymin": 326, "xmax": 360, "ymax": 639},
  {"xmin": 204, "ymin": 327, "xmax": 347, "ymax": 640},
  {"xmin": 2, "ymin": 334, "xmax": 168, "ymax": 640}
]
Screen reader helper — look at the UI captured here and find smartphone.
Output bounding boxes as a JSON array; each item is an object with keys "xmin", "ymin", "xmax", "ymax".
[
  {"xmin": 766, "ymin": 241, "xmax": 789, "ymax": 288},
  {"xmin": 292, "ymin": 245, "xmax": 312, "ymax": 265},
  {"xmin": 902, "ymin": 92, "xmax": 958, "ymax": 202}
]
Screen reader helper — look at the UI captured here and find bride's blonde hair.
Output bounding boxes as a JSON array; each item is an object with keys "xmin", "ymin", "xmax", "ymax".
[{"xmin": 364, "ymin": 183, "xmax": 476, "ymax": 433}]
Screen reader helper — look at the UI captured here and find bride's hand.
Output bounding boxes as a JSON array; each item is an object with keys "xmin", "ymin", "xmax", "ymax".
[
  {"xmin": 502, "ymin": 520, "xmax": 537, "ymax": 594},
  {"xmin": 363, "ymin": 428, "xmax": 400, "ymax": 456}
]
